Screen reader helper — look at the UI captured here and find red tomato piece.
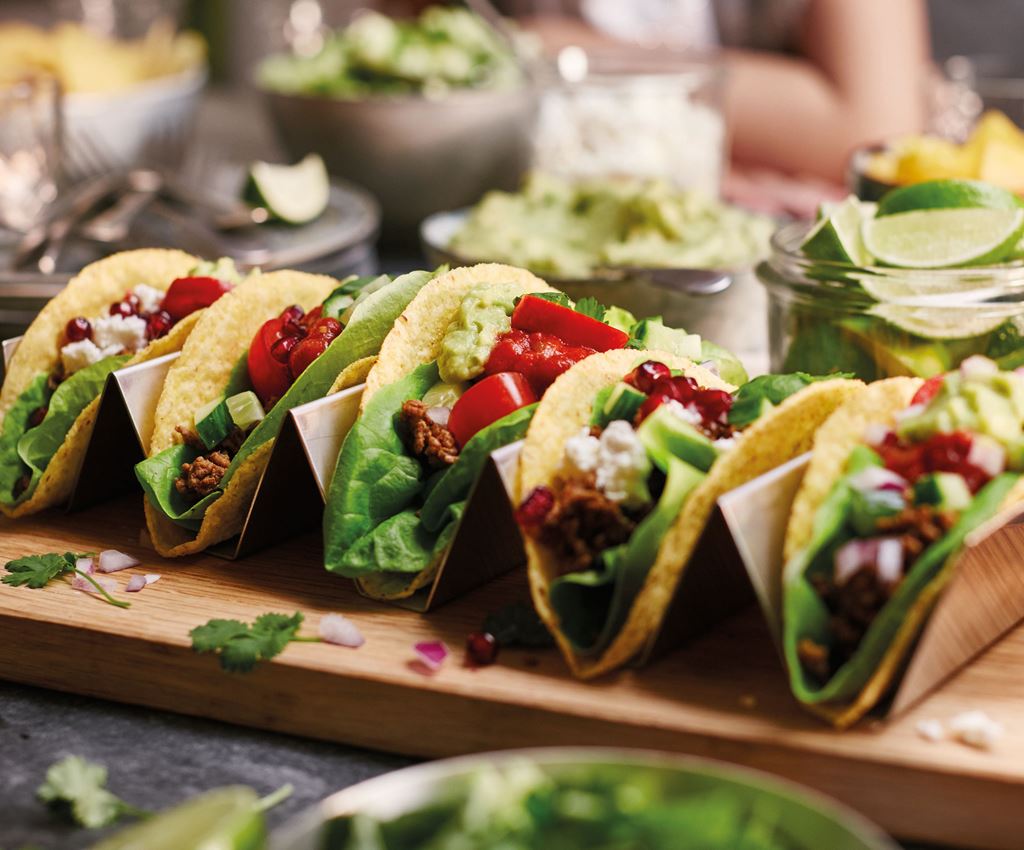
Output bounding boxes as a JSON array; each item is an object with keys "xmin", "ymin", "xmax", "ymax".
[
  {"xmin": 161, "ymin": 276, "xmax": 234, "ymax": 322},
  {"xmin": 911, "ymin": 374, "xmax": 945, "ymax": 407},
  {"xmin": 484, "ymin": 329, "xmax": 595, "ymax": 394},
  {"xmin": 447, "ymin": 372, "xmax": 537, "ymax": 447},
  {"xmin": 511, "ymin": 295, "xmax": 628, "ymax": 351}
]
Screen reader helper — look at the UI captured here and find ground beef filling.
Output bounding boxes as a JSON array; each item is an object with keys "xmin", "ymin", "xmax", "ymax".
[
  {"xmin": 172, "ymin": 425, "xmax": 248, "ymax": 501},
  {"xmin": 531, "ymin": 472, "xmax": 641, "ymax": 573},
  {"xmin": 798, "ymin": 503, "xmax": 958, "ymax": 683},
  {"xmin": 400, "ymin": 399, "xmax": 459, "ymax": 469}
]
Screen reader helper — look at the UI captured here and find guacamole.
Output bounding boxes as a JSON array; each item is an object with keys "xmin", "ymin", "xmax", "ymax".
[
  {"xmin": 437, "ymin": 282, "xmax": 522, "ymax": 383},
  {"xmin": 449, "ymin": 173, "xmax": 775, "ymax": 278}
]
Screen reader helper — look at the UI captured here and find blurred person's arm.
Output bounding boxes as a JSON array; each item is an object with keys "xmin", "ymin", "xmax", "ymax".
[{"xmin": 725, "ymin": 0, "xmax": 929, "ymax": 181}]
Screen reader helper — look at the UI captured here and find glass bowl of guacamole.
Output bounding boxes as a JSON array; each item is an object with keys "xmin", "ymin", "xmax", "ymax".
[
  {"xmin": 270, "ymin": 749, "xmax": 897, "ymax": 850},
  {"xmin": 760, "ymin": 217, "xmax": 1024, "ymax": 382}
]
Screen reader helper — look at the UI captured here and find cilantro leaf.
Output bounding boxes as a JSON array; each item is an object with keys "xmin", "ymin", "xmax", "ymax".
[
  {"xmin": 3, "ymin": 552, "xmax": 78, "ymax": 588},
  {"xmin": 573, "ymin": 296, "xmax": 606, "ymax": 320},
  {"xmin": 522, "ymin": 291, "xmax": 571, "ymax": 309},
  {"xmin": 190, "ymin": 612, "xmax": 306, "ymax": 673},
  {"xmin": 37, "ymin": 756, "xmax": 142, "ymax": 829}
]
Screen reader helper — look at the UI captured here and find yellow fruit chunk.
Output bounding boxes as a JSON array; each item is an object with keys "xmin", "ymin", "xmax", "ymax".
[{"xmin": 979, "ymin": 139, "xmax": 1024, "ymax": 194}]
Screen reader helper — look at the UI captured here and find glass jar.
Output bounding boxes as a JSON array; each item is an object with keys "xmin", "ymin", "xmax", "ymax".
[{"xmin": 759, "ymin": 221, "xmax": 1024, "ymax": 381}]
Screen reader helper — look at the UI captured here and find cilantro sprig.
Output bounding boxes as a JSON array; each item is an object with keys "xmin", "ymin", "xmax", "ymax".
[
  {"xmin": 37, "ymin": 756, "xmax": 147, "ymax": 828},
  {"xmin": 190, "ymin": 611, "xmax": 318, "ymax": 672},
  {"xmin": 3, "ymin": 552, "xmax": 129, "ymax": 609}
]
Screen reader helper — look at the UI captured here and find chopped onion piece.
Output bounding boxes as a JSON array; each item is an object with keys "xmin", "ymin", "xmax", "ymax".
[
  {"xmin": 144, "ymin": 573, "xmax": 161, "ymax": 585},
  {"xmin": 847, "ymin": 466, "xmax": 907, "ymax": 494},
  {"xmin": 426, "ymin": 407, "xmax": 450, "ymax": 427},
  {"xmin": 71, "ymin": 573, "xmax": 117, "ymax": 596},
  {"xmin": 895, "ymin": 403, "xmax": 926, "ymax": 422},
  {"xmin": 75, "ymin": 557, "xmax": 94, "ymax": 575},
  {"xmin": 97, "ymin": 549, "xmax": 140, "ymax": 573},
  {"xmin": 319, "ymin": 613, "xmax": 365, "ymax": 647},
  {"xmin": 834, "ymin": 537, "xmax": 903, "ymax": 586},
  {"xmin": 414, "ymin": 640, "xmax": 449, "ymax": 672},
  {"xmin": 863, "ymin": 423, "xmax": 890, "ymax": 446},
  {"xmin": 967, "ymin": 435, "xmax": 1006, "ymax": 478},
  {"xmin": 960, "ymin": 355, "xmax": 998, "ymax": 380},
  {"xmin": 125, "ymin": 573, "xmax": 160, "ymax": 592},
  {"xmin": 876, "ymin": 538, "xmax": 904, "ymax": 585},
  {"xmin": 699, "ymin": 359, "xmax": 721, "ymax": 377}
]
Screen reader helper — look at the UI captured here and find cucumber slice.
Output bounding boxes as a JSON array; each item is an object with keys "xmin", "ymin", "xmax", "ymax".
[
  {"xmin": 246, "ymin": 154, "xmax": 329, "ymax": 225},
  {"xmin": 226, "ymin": 391, "xmax": 266, "ymax": 431},
  {"xmin": 322, "ymin": 274, "xmax": 389, "ymax": 320},
  {"xmin": 195, "ymin": 397, "xmax": 232, "ymax": 451},
  {"xmin": 602, "ymin": 382, "xmax": 646, "ymax": 423},
  {"xmin": 637, "ymin": 403, "xmax": 719, "ymax": 472}
]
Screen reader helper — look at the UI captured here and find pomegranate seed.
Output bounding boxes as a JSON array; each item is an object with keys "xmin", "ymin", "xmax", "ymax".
[
  {"xmin": 64, "ymin": 317, "xmax": 91, "ymax": 342},
  {"xmin": 301, "ymin": 305, "xmax": 323, "ymax": 328},
  {"xmin": 466, "ymin": 632, "xmax": 498, "ymax": 666},
  {"xmin": 109, "ymin": 301, "xmax": 135, "ymax": 318},
  {"xmin": 635, "ymin": 393, "xmax": 670, "ymax": 424},
  {"xmin": 281, "ymin": 304, "xmax": 305, "ymax": 322},
  {"xmin": 28, "ymin": 406, "xmax": 47, "ymax": 427},
  {"xmin": 626, "ymin": 360, "xmax": 671, "ymax": 394},
  {"xmin": 123, "ymin": 292, "xmax": 140, "ymax": 311},
  {"xmin": 695, "ymin": 388, "xmax": 733, "ymax": 422},
  {"xmin": 270, "ymin": 335, "xmax": 297, "ymax": 363},
  {"xmin": 672, "ymin": 375, "xmax": 699, "ymax": 401},
  {"xmin": 283, "ymin": 318, "xmax": 307, "ymax": 339},
  {"xmin": 515, "ymin": 486, "xmax": 554, "ymax": 529},
  {"xmin": 288, "ymin": 334, "xmax": 330, "ymax": 377},
  {"xmin": 651, "ymin": 376, "xmax": 684, "ymax": 401},
  {"xmin": 312, "ymin": 317, "xmax": 342, "ymax": 338},
  {"xmin": 145, "ymin": 310, "xmax": 173, "ymax": 340}
]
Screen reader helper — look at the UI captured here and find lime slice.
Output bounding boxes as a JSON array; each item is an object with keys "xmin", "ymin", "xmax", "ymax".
[
  {"xmin": 89, "ymin": 787, "xmax": 264, "ymax": 850},
  {"xmin": 247, "ymin": 154, "xmax": 330, "ymax": 225},
  {"xmin": 862, "ymin": 207, "xmax": 1024, "ymax": 268},
  {"xmin": 876, "ymin": 178, "xmax": 1022, "ymax": 216},
  {"xmin": 801, "ymin": 196, "xmax": 872, "ymax": 264},
  {"xmin": 854, "ymin": 269, "xmax": 1008, "ymax": 302},
  {"xmin": 869, "ymin": 302, "xmax": 1020, "ymax": 339}
]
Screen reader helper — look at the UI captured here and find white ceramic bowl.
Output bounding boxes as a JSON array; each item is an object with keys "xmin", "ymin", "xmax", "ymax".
[{"xmin": 62, "ymin": 67, "xmax": 206, "ymax": 179}]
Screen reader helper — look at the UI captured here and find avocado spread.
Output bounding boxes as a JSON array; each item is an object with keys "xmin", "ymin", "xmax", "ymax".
[{"xmin": 437, "ymin": 282, "xmax": 523, "ymax": 383}]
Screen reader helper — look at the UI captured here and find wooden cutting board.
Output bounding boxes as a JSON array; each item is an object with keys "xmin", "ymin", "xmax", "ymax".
[{"xmin": 1, "ymin": 497, "xmax": 1022, "ymax": 850}]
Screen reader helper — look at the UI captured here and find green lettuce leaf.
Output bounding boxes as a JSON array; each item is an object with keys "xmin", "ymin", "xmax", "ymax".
[
  {"xmin": 323, "ymin": 362, "xmax": 439, "ymax": 573},
  {"xmin": 700, "ymin": 339, "xmax": 748, "ymax": 386},
  {"xmin": 728, "ymin": 371, "xmax": 852, "ymax": 429},
  {"xmin": 133, "ymin": 443, "xmax": 215, "ymax": 529},
  {"xmin": 550, "ymin": 456, "xmax": 706, "ymax": 654},
  {"xmin": 420, "ymin": 402, "xmax": 536, "ymax": 532},
  {"xmin": 783, "ymin": 448, "xmax": 1019, "ymax": 706},
  {"xmin": 0, "ymin": 373, "xmax": 50, "ymax": 506}
]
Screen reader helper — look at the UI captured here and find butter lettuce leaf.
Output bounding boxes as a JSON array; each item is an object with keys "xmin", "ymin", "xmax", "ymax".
[
  {"xmin": 133, "ymin": 443, "xmax": 214, "ymax": 529},
  {"xmin": 728, "ymin": 371, "xmax": 852, "ymax": 429},
  {"xmin": 0, "ymin": 373, "xmax": 50, "ymax": 506}
]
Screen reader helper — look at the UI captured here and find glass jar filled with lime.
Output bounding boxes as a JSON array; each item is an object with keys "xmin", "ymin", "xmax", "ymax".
[{"xmin": 759, "ymin": 179, "xmax": 1024, "ymax": 381}]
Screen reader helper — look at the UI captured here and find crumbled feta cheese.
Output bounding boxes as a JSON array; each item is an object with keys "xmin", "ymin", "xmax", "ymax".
[
  {"xmin": 665, "ymin": 399, "xmax": 702, "ymax": 427},
  {"xmin": 595, "ymin": 420, "xmax": 651, "ymax": 506},
  {"xmin": 92, "ymin": 314, "xmax": 148, "ymax": 354},
  {"xmin": 714, "ymin": 436, "xmax": 737, "ymax": 452},
  {"xmin": 949, "ymin": 710, "xmax": 1003, "ymax": 750},
  {"xmin": 60, "ymin": 339, "xmax": 106, "ymax": 374},
  {"xmin": 565, "ymin": 427, "xmax": 600, "ymax": 474},
  {"xmin": 131, "ymin": 283, "xmax": 164, "ymax": 315},
  {"xmin": 916, "ymin": 719, "xmax": 945, "ymax": 742}
]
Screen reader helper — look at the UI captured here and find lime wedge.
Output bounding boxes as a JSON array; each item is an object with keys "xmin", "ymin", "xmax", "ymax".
[
  {"xmin": 801, "ymin": 196, "xmax": 872, "ymax": 264},
  {"xmin": 89, "ymin": 787, "xmax": 264, "ymax": 850},
  {"xmin": 247, "ymin": 154, "xmax": 330, "ymax": 225},
  {"xmin": 876, "ymin": 178, "xmax": 1022, "ymax": 216},
  {"xmin": 862, "ymin": 207, "xmax": 1024, "ymax": 268},
  {"xmin": 869, "ymin": 302, "xmax": 1020, "ymax": 340}
]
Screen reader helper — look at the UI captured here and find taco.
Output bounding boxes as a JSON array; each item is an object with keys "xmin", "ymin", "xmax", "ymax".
[
  {"xmin": 0, "ymin": 249, "xmax": 240, "ymax": 517},
  {"xmin": 515, "ymin": 350, "xmax": 863, "ymax": 679},
  {"xmin": 136, "ymin": 267, "xmax": 441, "ymax": 556},
  {"xmin": 323, "ymin": 263, "xmax": 751, "ymax": 601},
  {"xmin": 782, "ymin": 357, "xmax": 1024, "ymax": 727}
]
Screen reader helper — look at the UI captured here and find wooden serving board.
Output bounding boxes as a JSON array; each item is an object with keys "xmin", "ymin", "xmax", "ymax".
[{"xmin": 2, "ymin": 498, "xmax": 1023, "ymax": 850}]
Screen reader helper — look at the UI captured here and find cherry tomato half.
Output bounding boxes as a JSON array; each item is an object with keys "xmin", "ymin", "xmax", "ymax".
[
  {"xmin": 511, "ymin": 295, "xmax": 628, "ymax": 352},
  {"xmin": 911, "ymin": 374, "xmax": 945, "ymax": 407},
  {"xmin": 248, "ymin": 316, "xmax": 292, "ymax": 407},
  {"xmin": 447, "ymin": 372, "xmax": 537, "ymax": 447},
  {"xmin": 161, "ymin": 276, "xmax": 234, "ymax": 322}
]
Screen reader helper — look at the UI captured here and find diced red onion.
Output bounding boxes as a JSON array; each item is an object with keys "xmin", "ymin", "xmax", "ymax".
[
  {"xmin": 144, "ymin": 573, "xmax": 161, "ymax": 585},
  {"xmin": 834, "ymin": 537, "xmax": 903, "ymax": 586},
  {"xmin": 71, "ymin": 573, "xmax": 117, "ymax": 596},
  {"xmin": 97, "ymin": 549, "xmax": 140, "ymax": 573},
  {"xmin": 699, "ymin": 359, "xmax": 721, "ymax": 377},
  {"xmin": 863, "ymin": 423, "xmax": 890, "ymax": 446},
  {"xmin": 967, "ymin": 435, "xmax": 1006, "ymax": 478},
  {"xmin": 960, "ymin": 355, "xmax": 998, "ymax": 381},
  {"xmin": 75, "ymin": 557, "xmax": 94, "ymax": 575},
  {"xmin": 426, "ymin": 407, "xmax": 450, "ymax": 427},
  {"xmin": 319, "ymin": 613, "xmax": 365, "ymax": 647},
  {"xmin": 1015, "ymin": 366, "xmax": 1024, "ymax": 377},
  {"xmin": 895, "ymin": 403, "xmax": 926, "ymax": 423},
  {"xmin": 847, "ymin": 466, "xmax": 908, "ymax": 494},
  {"xmin": 413, "ymin": 640, "xmax": 448, "ymax": 671},
  {"xmin": 125, "ymin": 573, "xmax": 160, "ymax": 592}
]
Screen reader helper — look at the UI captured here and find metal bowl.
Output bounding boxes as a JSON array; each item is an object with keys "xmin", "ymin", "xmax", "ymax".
[
  {"xmin": 261, "ymin": 85, "xmax": 538, "ymax": 238},
  {"xmin": 270, "ymin": 748, "xmax": 898, "ymax": 850},
  {"xmin": 421, "ymin": 208, "xmax": 769, "ymax": 375}
]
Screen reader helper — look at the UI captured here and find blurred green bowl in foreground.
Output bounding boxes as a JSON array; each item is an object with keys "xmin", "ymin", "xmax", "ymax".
[{"xmin": 270, "ymin": 748, "xmax": 898, "ymax": 850}]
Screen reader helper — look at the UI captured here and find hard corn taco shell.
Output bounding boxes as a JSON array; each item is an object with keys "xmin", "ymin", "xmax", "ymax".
[
  {"xmin": 144, "ymin": 269, "xmax": 338, "ymax": 556},
  {"xmin": 0, "ymin": 249, "xmax": 201, "ymax": 518},
  {"xmin": 782, "ymin": 377, "xmax": 1024, "ymax": 728},
  {"xmin": 350, "ymin": 263, "xmax": 553, "ymax": 600},
  {"xmin": 519, "ymin": 349, "xmax": 864, "ymax": 679}
]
